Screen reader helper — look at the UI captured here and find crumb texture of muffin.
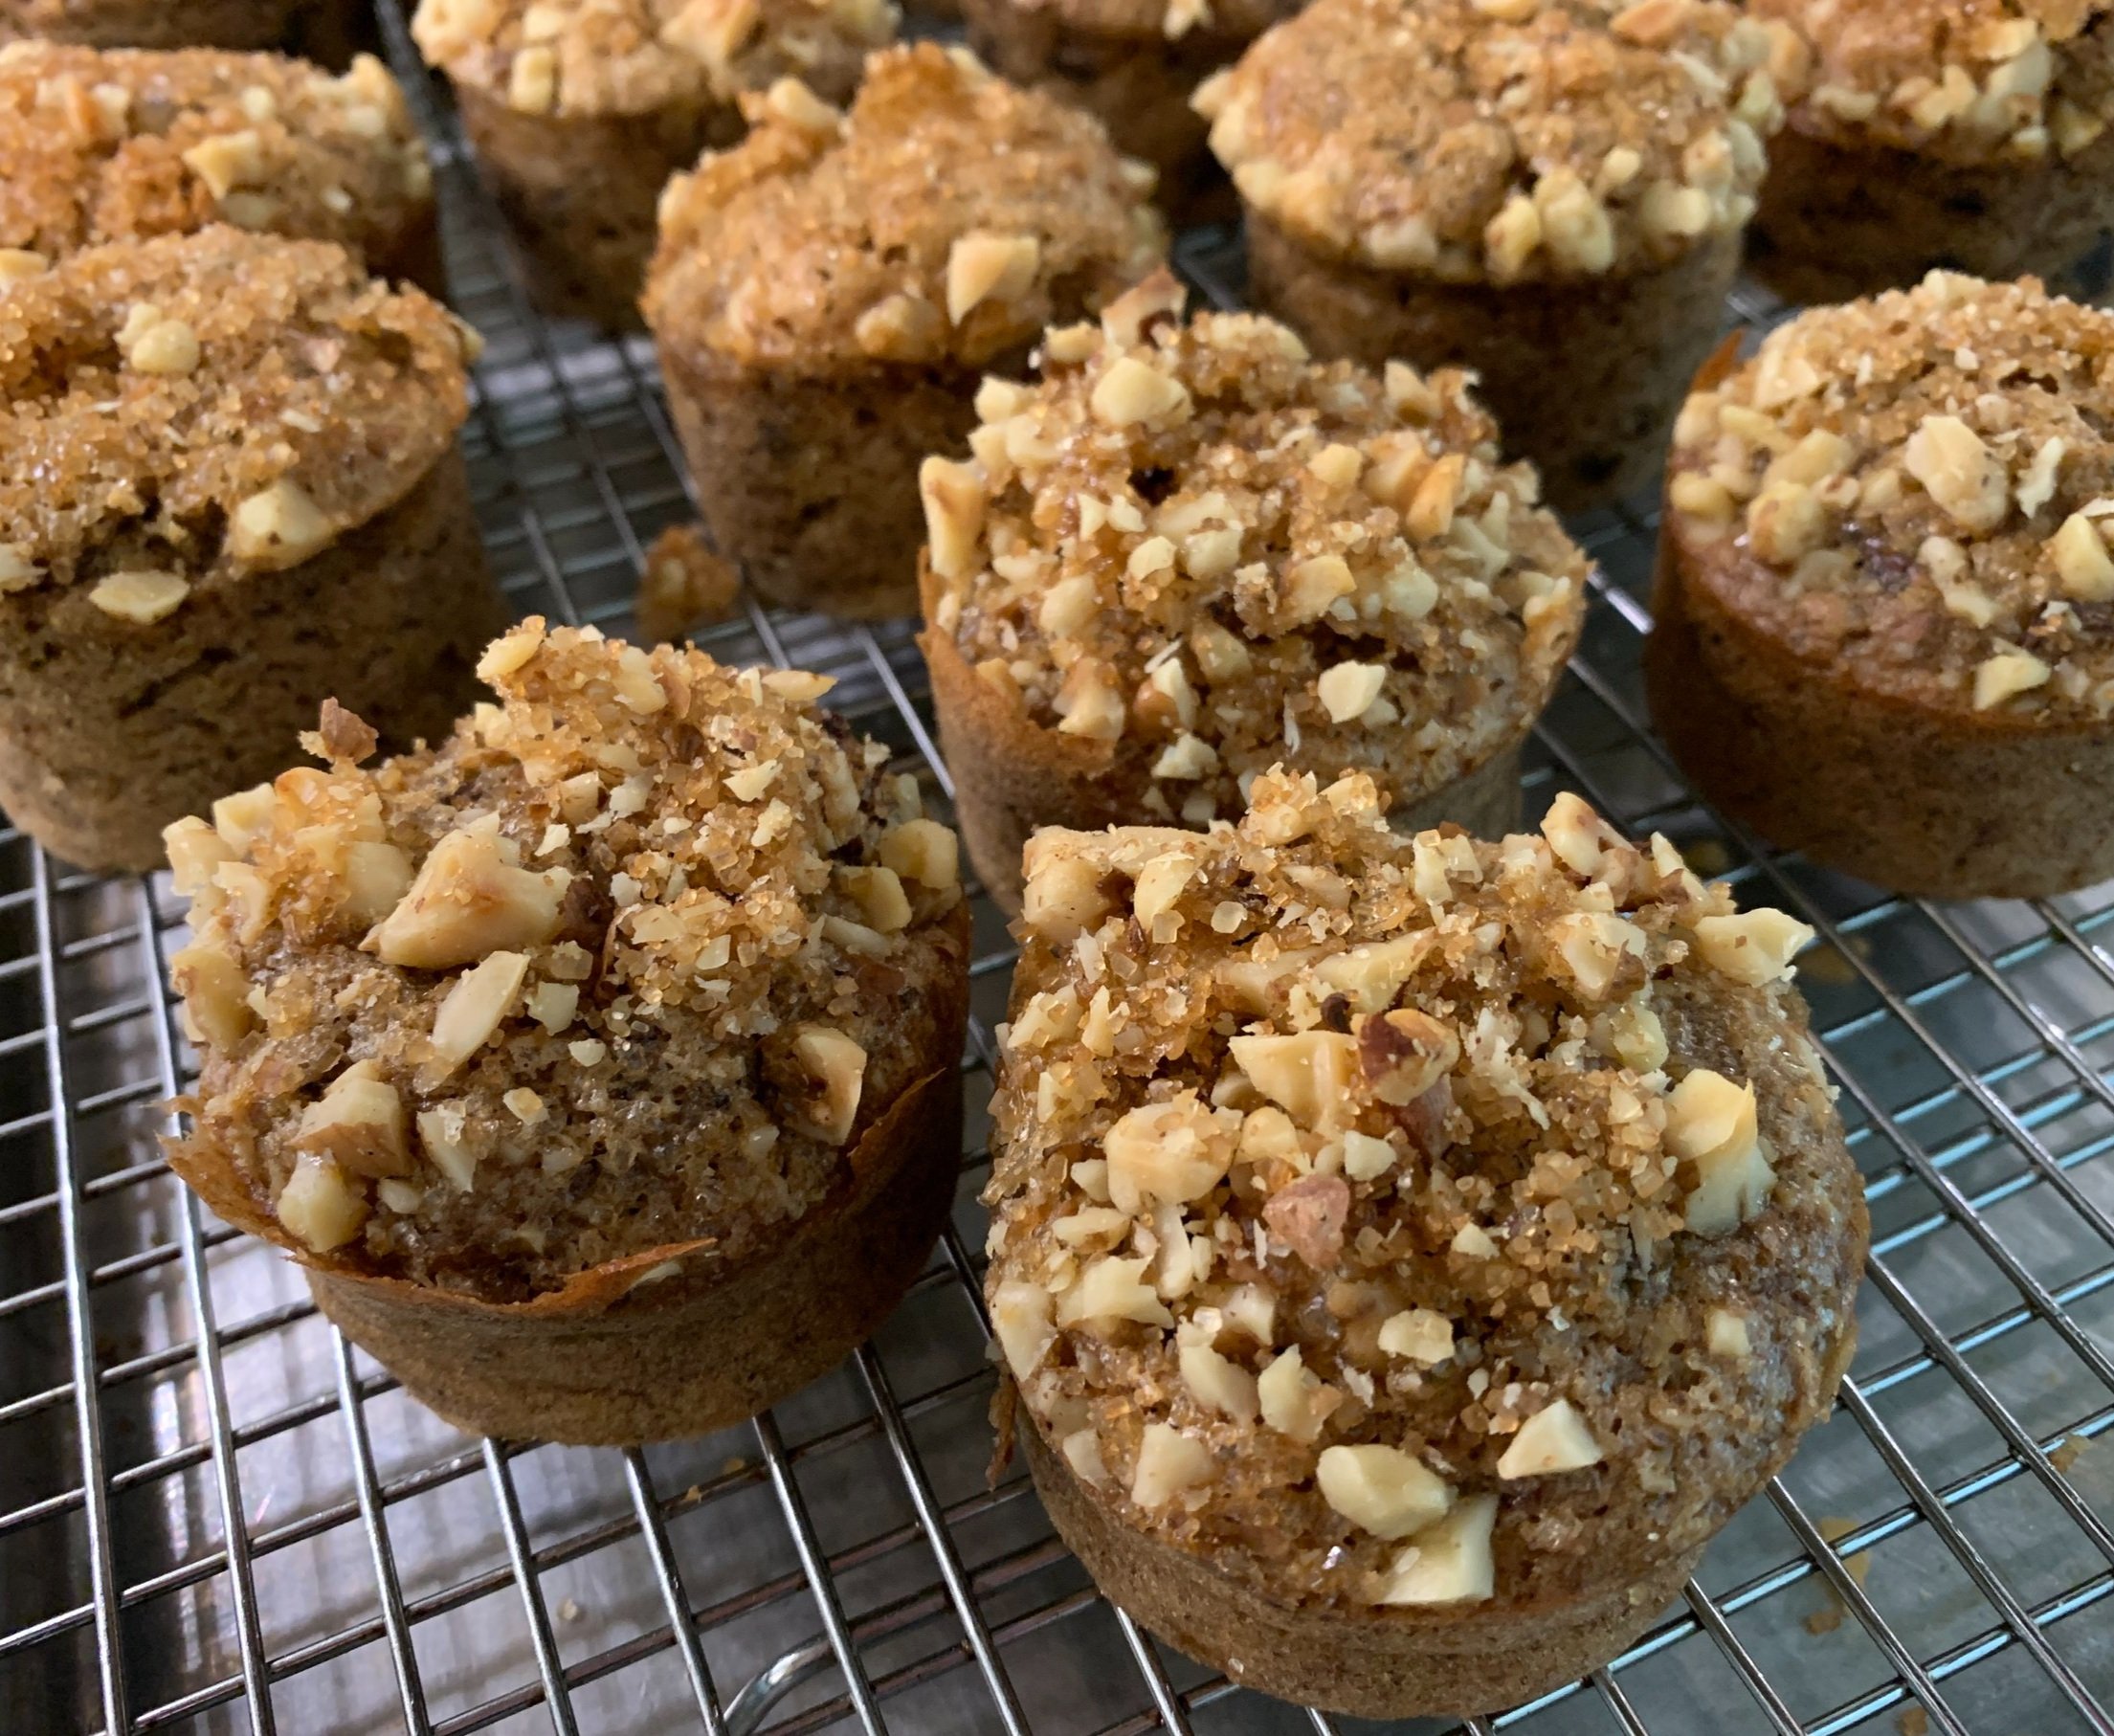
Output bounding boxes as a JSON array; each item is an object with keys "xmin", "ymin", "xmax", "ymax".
[
  {"xmin": 1749, "ymin": 0, "xmax": 2114, "ymax": 300},
  {"xmin": 1650, "ymin": 271, "xmax": 2114, "ymax": 897},
  {"xmin": 645, "ymin": 42, "xmax": 1165, "ymax": 615},
  {"xmin": 1205, "ymin": 0, "xmax": 1797, "ymax": 507},
  {"xmin": 918, "ymin": 271, "xmax": 1588, "ymax": 909},
  {"xmin": 0, "ymin": 43, "xmax": 436, "ymax": 285},
  {"xmin": 165, "ymin": 620, "xmax": 972, "ymax": 1441},
  {"xmin": 985, "ymin": 770, "xmax": 1865, "ymax": 1716},
  {"xmin": 0, "ymin": 225, "xmax": 497, "ymax": 871},
  {"xmin": 413, "ymin": 0, "xmax": 899, "ymax": 324}
]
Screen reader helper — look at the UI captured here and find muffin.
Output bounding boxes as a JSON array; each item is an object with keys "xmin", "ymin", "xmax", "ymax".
[
  {"xmin": 412, "ymin": 0, "xmax": 898, "ymax": 327},
  {"xmin": 163, "ymin": 618, "xmax": 972, "ymax": 1444},
  {"xmin": 644, "ymin": 44, "xmax": 1164, "ymax": 618},
  {"xmin": 0, "ymin": 0, "xmax": 358, "ymax": 60},
  {"xmin": 958, "ymin": 0, "xmax": 1297, "ymax": 222},
  {"xmin": 917, "ymin": 271, "xmax": 1589, "ymax": 913},
  {"xmin": 1749, "ymin": 1, "xmax": 2114, "ymax": 304},
  {"xmin": 1198, "ymin": 0, "xmax": 1800, "ymax": 511},
  {"xmin": 0, "ymin": 44, "xmax": 437, "ymax": 289},
  {"xmin": 1649, "ymin": 273, "xmax": 2114, "ymax": 900},
  {"xmin": 0, "ymin": 226, "xmax": 500, "ymax": 873},
  {"xmin": 985, "ymin": 769, "xmax": 1864, "ymax": 1717}
]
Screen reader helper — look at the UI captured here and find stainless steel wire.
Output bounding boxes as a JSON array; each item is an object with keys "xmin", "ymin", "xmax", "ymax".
[{"xmin": 0, "ymin": 3, "xmax": 2111, "ymax": 1732}]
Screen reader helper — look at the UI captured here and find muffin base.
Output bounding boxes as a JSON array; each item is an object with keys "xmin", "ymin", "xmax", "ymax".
[
  {"xmin": 304, "ymin": 1062, "xmax": 964, "ymax": 1444},
  {"xmin": 0, "ymin": 0, "xmax": 313, "ymax": 51},
  {"xmin": 0, "ymin": 452, "xmax": 503, "ymax": 874},
  {"xmin": 660, "ymin": 344, "xmax": 989, "ymax": 619},
  {"xmin": 456, "ymin": 85, "xmax": 737, "ymax": 329},
  {"xmin": 1749, "ymin": 123, "xmax": 2114, "ymax": 306},
  {"xmin": 1246, "ymin": 215, "xmax": 1742, "ymax": 512},
  {"xmin": 923, "ymin": 597, "xmax": 1524, "ymax": 913},
  {"xmin": 1021, "ymin": 1421, "xmax": 1700, "ymax": 1718},
  {"xmin": 959, "ymin": 0, "xmax": 1244, "ymax": 222},
  {"xmin": 1647, "ymin": 519, "xmax": 2114, "ymax": 899}
]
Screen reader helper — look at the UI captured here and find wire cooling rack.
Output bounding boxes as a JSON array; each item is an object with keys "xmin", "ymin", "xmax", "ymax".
[{"xmin": 6, "ymin": 5, "xmax": 2114, "ymax": 1732}]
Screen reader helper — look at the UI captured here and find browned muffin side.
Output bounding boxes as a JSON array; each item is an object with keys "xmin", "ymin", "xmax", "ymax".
[
  {"xmin": 1749, "ymin": 0, "xmax": 2114, "ymax": 303},
  {"xmin": 644, "ymin": 43, "xmax": 1164, "ymax": 618},
  {"xmin": 413, "ymin": 0, "xmax": 898, "ymax": 325},
  {"xmin": 959, "ymin": 0, "xmax": 1298, "ymax": 222},
  {"xmin": 1201, "ymin": 0, "xmax": 1803, "ymax": 509},
  {"xmin": 917, "ymin": 272, "xmax": 1588, "ymax": 912},
  {"xmin": 0, "ymin": 0, "xmax": 357, "ymax": 60},
  {"xmin": 164, "ymin": 619, "xmax": 972, "ymax": 1443},
  {"xmin": 0, "ymin": 225, "xmax": 501, "ymax": 872},
  {"xmin": 0, "ymin": 43, "xmax": 437, "ymax": 288},
  {"xmin": 986, "ymin": 771, "xmax": 1864, "ymax": 1716},
  {"xmin": 1649, "ymin": 272, "xmax": 2114, "ymax": 899}
]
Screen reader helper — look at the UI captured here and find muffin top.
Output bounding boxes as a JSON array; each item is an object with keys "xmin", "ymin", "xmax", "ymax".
[
  {"xmin": 0, "ymin": 44, "xmax": 431, "ymax": 266},
  {"xmin": 922, "ymin": 274, "xmax": 1588, "ymax": 828},
  {"xmin": 987, "ymin": 770, "xmax": 1860, "ymax": 1610},
  {"xmin": 1196, "ymin": 0, "xmax": 1801, "ymax": 281},
  {"xmin": 165, "ymin": 620, "xmax": 969, "ymax": 1301},
  {"xmin": 644, "ymin": 45, "xmax": 1164, "ymax": 371},
  {"xmin": 411, "ymin": 0, "xmax": 897, "ymax": 118},
  {"xmin": 1752, "ymin": 0, "xmax": 2114, "ymax": 166},
  {"xmin": 1666, "ymin": 271, "xmax": 2114, "ymax": 722},
  {"xmin": 0, "ymin": 226, "xmax": 474, "ymax": 620}
]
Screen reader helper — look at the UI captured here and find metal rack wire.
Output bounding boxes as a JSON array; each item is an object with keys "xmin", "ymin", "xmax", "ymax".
[{"xmin": 4, "ymin": 4, "xmax": 2114, "ymax": 1731}]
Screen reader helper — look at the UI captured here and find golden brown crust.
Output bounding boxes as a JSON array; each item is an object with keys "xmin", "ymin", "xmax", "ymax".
[
  {"xmin": 642, "ymin": 44, "xmax": 1165, "ymax": 373},
  {"xmin": 1199, "ymin": 0, "xmax": 1793, "ymax": 282},
  {"xmin": 982, "ymin": 770, "xmax": 1864, "ymax": 1648},
  {"xmin": 0, "ymin": 0, "xmax": 320, "ymax": 53},
  {"xmin": 412, "ymin": 0, "xmax": 896, "ymax": 119},
  {"xmin": 1755, "ymin": 0, "xmax": 2114, "ymax": 167},
  {"xmin": 0, "ymin": 225, "xmax": 474, "ymax": 596},
  {"xmin": 0, "ymin": 44, "xmax": 433, "ymax": 274}
]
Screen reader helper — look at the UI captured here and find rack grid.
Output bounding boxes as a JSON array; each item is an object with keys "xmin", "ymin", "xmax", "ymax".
[{"xmin": 5, "ymin": 6, "xmax": 2114, "ymax": 1732}]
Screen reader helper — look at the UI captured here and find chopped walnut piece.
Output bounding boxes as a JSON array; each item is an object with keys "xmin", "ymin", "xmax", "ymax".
[
  {"xmin": 1496, "ymin": 1397, "xmax": 1604, "ymax": 1477},
  {"xmin": 1132, "ymin": 1422, "xmax": 1214, "ymax": 1506},
  {"xmin": 1263, "ymin": 1172, "xmax": 1351, "ymax": 1269},
  {"xmin": 88, "ymin": 569, "xmax": 189, "ymax": 624},
  {"xmin": 296, "ymin": 1060, "xmax": 411, "ymax": 1178},
  {"xmin": 229, "ymin": 478, "xmax": 335, "ymax": 568},
  {"xmin": 1317, "ymin": 1444, "xmax": 1455, "ymax": 1538},
  {"xmin": 1179, "ymin": 1339, "xmax": 1259, "ymax": 1420},
  {"xmin": 368, "ymin": 825, "xmax": 568, "ymax": 968},
  {"xmin": 946, "ymin": 232, "xmax": 1040, "ymax": 323},
  {"xmin": 1104, "ymin": 1092, "xmax": 1235, "ymax": 1212},
  {"xmin": 1689, "ymin": 909, "xmax": 1812, "ymax": 985},
  {"xmin": 1231, "ymin": 1031, "xmax": 1359, "ymax": 1132},
  {"xmin": 1378, "ymin": 1307, "xmax": 1455, "ymax": 1365},
  {"xmin": 992, "ymin": 1279, "xmax": 1056, "ymax": 1378},
  {"xmin": 427, "ymin": 950, "xmax": 529, "ymax": 1077},
  {"xmin": 276, "ymin": 1150, "xmax": 368, "ymax": 1252},
  {"xmin": 1379, "ymin": 1495, "xmax": 1498, "ymax": 1605},
  {"xmin": 786, "ymin": 1024, "xmax": 867, "ymax": 1144},
  {"xmin": 1355, "ymin": 1009, "xmax": 1458, "ymax": 1103},
  {"xmin": 1257, "ymin": 1345, "xmax": 1338, "ymax": 1441},
  {"xmin": 1706, "ymin": 1305, "xmax": 1751, "ymax": 1357},
  {"xmin": 1665, "ymin": 1067, "xmax": 1775, "ymax": 1235}
]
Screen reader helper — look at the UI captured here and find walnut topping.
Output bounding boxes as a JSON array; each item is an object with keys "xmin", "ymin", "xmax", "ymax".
[
  {"xmin": 276, "ymin": 1150, "xmax": 369, "ymax": 1252},
  {"xmin": 427, "ymin": 950, "xmax": 529, "ymax": 1077},
  {"xmin": 367, "ymin": 823, "xmax": 568, "ymax": 968},
  {"xmin": 1317, "ymin": 1444, "xmax": 1455, "ymax": 1537},
  {"xmin": 1131, "ymin": 1423, "xmax": 1214, "ymax": 1506},
  {"xmin": 1378, "ymin": 1307, "xmax": 1455, "ymax": 1364},
  {"xmin": 1904, "ymin": 414, "xmax": 2009, "ymax": 533},
  {"xmin": 1689, "ymin": 909, "xmax": 1812, "ymax": 986},
  {"xmin": 1665, "ymin": 1068, "xmax": 1774, "ymax": 1235},
  {"xmin": 88, "ymin": 569, "xmax": 189, "ymax": 624},
  {"xmin": 1973, "ymin": 647, "xmax": 2053, "ymax": 709},
  {"xmin": 946, "ymin": 232, "xmax": 1040, "ymax": 323},
  {"xmin": 1495, "ymin": 1397, "xmax": 1603, "ymax": 1477},
  {"xmin": 229, "ymin": 478, "xmax": 335, "ymax": 568},
  {"xmin": 295, "ymin": 1060, "xmax": 411, "ymax": 1178},
  {"xmin": 181, "ymin": 127, "xmax": 269, "ymax": 198},
  {"xmin": 1380, "ymin": 1495, "xmax": 1498, "ymax": 1605},
  {"xmin": 1706, "ymin": 1305, "xmax": 1751, "ymax": 1357},
  {"xmin": 919, "ymin": 457, "xmax": 986, "ymax": 581},
  {"xmin": 992, "ymin": 1279, "xmax": 1056, "ymax": 1378},
  {"xmin": 1257, "ymin": 1345, "xmax": 1339, "ymax": 1441},
  {"xmin": 1103, "ymin": 1093, "xmax": 1235, "ymax": 1211},
  {"xmin": 1231, "ymin": 1032, "xmax": 1359, "ymax": 1132}
]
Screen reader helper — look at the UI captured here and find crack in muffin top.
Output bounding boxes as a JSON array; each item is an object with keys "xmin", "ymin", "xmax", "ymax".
[
  {"xmin": 165, "ymin": 621, "xmax": 968, "ymax": 1301},
  {"xmin": 922, "ymin": 273, "xmax": 1588, "ymax": 827},
  {"xmin": 1666, "ymin": 271, "xmax": 2114, "ymax": 721},
  {"xmin": 1195, "ymin": 0, "xmax": 1801, "ymax": 281},
  {"xmin": 986, "ymin": 769, "xmax": 1858, "ymax": 1609},
  {"xmin": 0, "ymin": 44, "xmax": 431, "ymax": 265},
  {"xmin": 644, "ymin": 44, "xmax": 1165, "ymax": 371},
  {"xmin": 1753, "ymin": 0, "xmax": 2114, "ymax": 166},
  {"xmin": 412, "ymin": 0, "xmax": 896, "ymax": 117},
  {"xmin": 0, "ymin": 225, "xmax": 474, "ymax": 611}
]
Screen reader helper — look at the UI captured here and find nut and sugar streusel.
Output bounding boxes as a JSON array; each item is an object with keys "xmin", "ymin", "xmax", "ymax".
[
  {"xmin": 1651, "ymin": 272, "xmax": 2114, "ymax": 896},
  {"xmin": 0, "ymin": 224, "xmax": 499, "ymax": 871},
  {"xmin": 1749, "ymin": 1, "xmax": 2114, "ymax": 300},
  {"xmin": 920, "ymin": 272, "xmax": 1588, "ymax": 907},
  {"xmin": 646, "ymin": 43, "xmax": 1165, "ymax": 615},
  {"xmin": 164, "ymin": 622, "xmax": 971, "ymax": 1438},
  {"xmin": 987, "ymin": 770, "xmax": 1863, "ymax": 1712},
  {"xmin": 0, "ymin": 43, "xmax": 435, "ymax": 284},
  {"xmin": 1207, "ymin": 0, "xmax": 1801, "ymax": 508}
]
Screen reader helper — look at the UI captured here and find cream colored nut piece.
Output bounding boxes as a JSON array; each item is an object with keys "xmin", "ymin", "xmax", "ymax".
[
  {"xmin": 1131, "ymin": 1423, "xmax": 1213, "ymax": 1506},
  {"xmin": 1315, "ymin": 935, "xmax": 1431, "ymax": 1014},
  {"xmin": 416, "ymin": 1103, "xmax": 478, "ymax": 1191},
  {"xmin": 1903, "ymin": 414, "xmax": 2009, "ymax": 534},
  {"xmin": 991, "ymin": 1279, "xmax": 1056, "ymax": 1378},
  {"xmin": 1317, "ymin": 1444, "xmax": 1454, "ymax": 1538},
  {"xmin": 1378, "ymin": 1306, "xmax": 1454, "ymax": 1365},
  {"xmin": 946, "ymin": 233, "xmax": 1041, "ymax": 323},
  {"xmin": 1665, "ymin": 1067, "xmax": 1775, "ymax": 1235},
  {"xmin": 2051, "ymin": 514, "xmax": 2114, "ymax": 602},
  {"xmin": 1496, "ymin": 1397, "xmax": 1603, "ymax": 1477},
  {"xmin": 427, "ymin": 950, "xmax": 529, "ymax": 1075},
  {"xmin": 1178, "ymin": 1341, "xmax": 1259, "ymax": 1420},
  {"xmin": 89, "ymin": 570, "xmax": 189, "ymax": 624},
  {"xmin": 0, "ymin": 248, "xmax": 48, "ymax": 282},
  {"xmin": 790, "ymin": 1024, "xmax": 866, "ymax": 1144},
  {"xmin": 1707, "ymin": 1305, "xmax": 1751, "ymax": 1358},
  {"xmin": 507, "ymin": 43, "xmax": 558, "ymax": 112},
  {"xmin": 229, "ymin": 479, "xmax": 334, "ymax": 569},
  {"xmin": 163, "ymin": 815, "xmax": 235, "ymax": 896},
  {"xmin": 1091, "ymin": 356, "xmax": 1191, "ymax": 429},
  {"xmin": 181, "ymin": 129, "xmax": 269, "ymax": 199},
  {"xmin": 920, "ymin": 457, "xmax": 986, "ymax": 581},
  {"xmin": 171, "ymin": 940, "xmax": 252, "ymax": 1047},
  {"xmin": 1257, "ymin": 1345, "xmax": 1334, "ymax": 1441},
  {"xmin": 127, "ymin": 319, "xmax": 201, "ymax": 376},
  {"xmin": 368, "ymin": 826, "xmax": 567, "ymax": 968},
  {"xmin": 341, "ymin": 837, "xmax": 409, "ymax": 924},
  {"xmin": 1973, "ymin": 649, "xmax": 2053, "ymax": 709},
  {"xmin": 1132, "ymin": 851, "xmax": 1196, "ymax": 927},
  {"xmin": 1355, "ymin": 1008, "xmax": 1458, "ymax": 1103},
  {"xmin": 1057, "ymin": 659, "xmax": 1126, "ymax": 742},
  {"xmin": 762, "ymin": 77, "xmax": 839, "ymax": 133},
  {"xmin": 1317, "ymin": 661, "xmax": 1388, "ymax": 723},
  {"xmin": 1103, "ymin": 1091, "xmax": 1235, "ymax": 1212},
  {"xmin": 295, "ymin": 1059, "xmax": 411, "ymax": 1178},
  {"xmin": 838, "ymin": 864, "xmax": 912, "ymax": 931},
  {"xmin": 1021, "ymin": 852, "xmax": 1111, "ymax": 943},
  {"xmin": 1230, "ymin": 1031, "xmax": 1358, "ymax": 1132},
  {"xmin": 1058, "ymin": 1254, "xmax": 1175, "ymax": 1328},
  {"xmin": 879, "ymin": 819, "xmax": 958, "ymax": 888},
  {"xmin": 1689, "ymin": 909, "xmax": 1812, "ymax": 986},
  {"xmin": 1379, "ymin": 1494, "xmax": 1498, "ymax": 1605},
  {"xmin": 276, "ymin": 1150, "xmax": 368, "ymax": 1252}
]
